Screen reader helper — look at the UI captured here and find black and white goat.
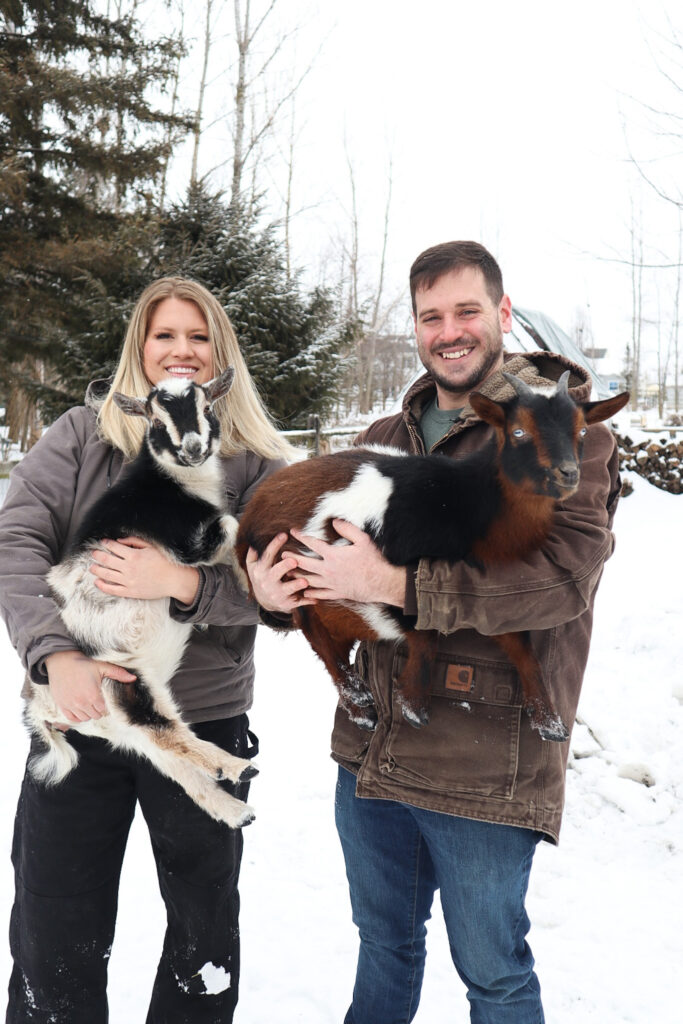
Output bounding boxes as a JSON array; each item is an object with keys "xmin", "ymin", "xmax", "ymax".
[
  {"xmin": 28, "ymin": 368, "xmax": 257, "ymax": 829},
  {"xmin": 236, "ymin": 372, "xmax": 629, "ymax": 742}
]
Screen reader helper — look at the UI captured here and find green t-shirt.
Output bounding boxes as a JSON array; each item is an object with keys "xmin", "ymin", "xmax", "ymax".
[{"xmin": 418, "ymin": 398, "xmax": 463, "ymax": 452}]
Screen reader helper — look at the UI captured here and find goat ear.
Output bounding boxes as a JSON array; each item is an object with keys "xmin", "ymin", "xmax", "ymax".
[
  {"xmin": 469, "ymin": 391, "xmax": 506, "ymax": 427},
  {"xmin": 581, "ymin": 391, "xmax": 630, "ymax": 425},
  {"xmin": 112, "ymin": 392, "xmax": 148, "ymax": 417},
  {"xmin": 204, "ymin": 366, "xmax": 235, "ymax": 406}
]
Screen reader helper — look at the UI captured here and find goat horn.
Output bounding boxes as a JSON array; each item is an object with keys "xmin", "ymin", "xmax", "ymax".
[
  {"xmin": 556, "ymin": 371, "xmax": 570, "ymax": 394},
  {"xmin": 502, "ymin": 372, "xmax": 534, "ymax": 398}
]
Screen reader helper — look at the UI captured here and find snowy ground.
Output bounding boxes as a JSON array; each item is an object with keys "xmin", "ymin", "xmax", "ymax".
[{"xmin": 0, "ymin": 473, "xmax": 681, "ymax": 1021}]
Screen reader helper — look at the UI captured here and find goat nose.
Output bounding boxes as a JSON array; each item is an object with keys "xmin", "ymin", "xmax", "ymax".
[
  {"xmin": 557, "ymin": 463, "xmax": 579, "ymax": 487},
  {"xmin": 182, "ymin": 437, "xmax": 204, "ymax": 461}
]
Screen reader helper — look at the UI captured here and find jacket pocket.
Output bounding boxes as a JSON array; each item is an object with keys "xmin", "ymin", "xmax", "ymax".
[
  {"xmin": 385, "ymin": 648, "xmax": 522, "ymax": 800},
  {"xmin": 330, "ymin": 643, "xmax": 372, "ymax": 766},
  {"xmin": 331, "ymin": 703, "xmax": 373, "ymax": 765}
]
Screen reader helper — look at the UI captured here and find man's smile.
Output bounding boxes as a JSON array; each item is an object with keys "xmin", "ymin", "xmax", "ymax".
[{"xmin": 438, "ymin": 347, "xmax": 474, "ymax": 361}]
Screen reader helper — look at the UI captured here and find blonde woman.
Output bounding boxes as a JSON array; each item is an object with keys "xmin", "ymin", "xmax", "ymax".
[{"xmin": 0, "ymin": 278, "xmax": 298, "ymax": 1024}]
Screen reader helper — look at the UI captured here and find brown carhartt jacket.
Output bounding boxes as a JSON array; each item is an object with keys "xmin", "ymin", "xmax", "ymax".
[
  {"xmin": 0, "ymin": 390, "xmax": 284, "ymax": 723},
  {"xmin": 330, "ymin": 351, "xmax": 622, "ymax": 842}
]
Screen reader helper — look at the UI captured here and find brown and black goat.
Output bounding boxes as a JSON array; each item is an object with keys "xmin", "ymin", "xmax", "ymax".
[{"xmin": 235, "ymin": 372, "xmax": 629, "ymax": 741}]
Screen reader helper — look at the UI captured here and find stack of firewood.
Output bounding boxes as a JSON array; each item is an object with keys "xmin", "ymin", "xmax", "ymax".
[{"xmin": 616, "ymin": 433, "xmax": 683, "ymax": 495}]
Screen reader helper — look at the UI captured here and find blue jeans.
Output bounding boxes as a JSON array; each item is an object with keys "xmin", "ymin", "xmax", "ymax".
[{"xmin": 335, "ymin": 766, "xmax": 544, "ymax": 1024}]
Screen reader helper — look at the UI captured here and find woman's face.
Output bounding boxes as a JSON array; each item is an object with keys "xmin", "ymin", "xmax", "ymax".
[{"xmin": 143, "ymin": 297, "xmax": 215, "ymax": 386}]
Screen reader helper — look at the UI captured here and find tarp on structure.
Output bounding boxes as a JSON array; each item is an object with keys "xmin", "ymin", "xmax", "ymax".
[{"xmin": 510, "ymin": 307, "xmax": 611, "ymax": 398}]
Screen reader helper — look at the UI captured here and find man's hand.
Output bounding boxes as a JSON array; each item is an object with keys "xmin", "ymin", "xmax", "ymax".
[
  {"xmin": 45, "ymin": 650, "xmax": 136, "ymax": 725},
  {"xmin": 90, "ymin": 537, "xmax": 200, "ymax": 605},
  {"xmin": 245, "ymin": 533, "xmax": 314, "ymax": 613},
  {"xmin": 288, "ymin": 519, "xmax": 406, "ymax": 606}
]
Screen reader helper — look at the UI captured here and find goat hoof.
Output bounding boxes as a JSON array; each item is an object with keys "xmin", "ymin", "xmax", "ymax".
[
  {"xmin": 533, "ymin": 714, "xmax": 569, "ymax": 743},
  {"xmin": 400, "ymin": 704, "xmax": 430, "ymax": 729},
  {"xmin": 350, "ymin": 690, "xmax": 375, "ymax": 708},
  {"xmin": 340, "ymin": 678, "xmax": 374, "ymax": 707},
  {"xmin": 351, "ymin": 705, "xmax": 377, "ymax": 731},
  {"xmin": 239, "ymin": 763, "xmax": 259, "ymax": 781}
]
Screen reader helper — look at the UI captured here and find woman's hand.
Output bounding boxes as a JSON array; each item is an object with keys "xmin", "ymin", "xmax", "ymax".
[
  {"xmin": 90, "ymin": 537, "xmax": 200, "ymax": 605},
  {"xmin": 288, "ymin": 519, "xmax": 406, "ymax": 606},
  {"xmin": 44, "ymin": 650, "xmax": 137, "ymax": 724},
  {"xmin": 245, "ymin": 533, "xmax": 314, "ymax": 613}
]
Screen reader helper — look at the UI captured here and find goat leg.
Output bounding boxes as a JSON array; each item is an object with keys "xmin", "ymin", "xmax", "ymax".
[
  {"xmin": 493, "ymin": 631, "xmax": 569, "ymax": 742},
  {"xmin": 295, "ymin": 606, "xmax": 378, "ymax": 730},
  {"xmin": 151, "ymin": 723, "xmax": 258, "ymax": 785},
  {"xmin": 394, "ymin": 631, "xmax": 435, "ymax": 728},
  {"xmin": 116, "ymin": 725, "xmax": 256, "ymax": 827}
]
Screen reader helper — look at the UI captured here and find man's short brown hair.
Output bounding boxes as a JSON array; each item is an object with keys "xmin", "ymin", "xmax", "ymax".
[{"xmin": 409, "ymin": 241, "xmax": 504, "ymax": 312}]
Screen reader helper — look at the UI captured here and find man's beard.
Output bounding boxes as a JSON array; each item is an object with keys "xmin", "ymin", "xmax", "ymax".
[{"xmin": 423, "ymin": 332, "xmax": 504, "ymax": 396}]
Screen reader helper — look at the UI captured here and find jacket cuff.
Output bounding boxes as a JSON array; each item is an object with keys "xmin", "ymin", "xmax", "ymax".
[
  {"xmin": 26, "ymin": 635, "xmax": 82, "ymax": 686},
  {"xmin": 169, "ymin": 567, "xmax": 206, "ymax": 621},
  {"xmin": 257, "ymin": 607, "xmax": 296, "ymax": 631}
]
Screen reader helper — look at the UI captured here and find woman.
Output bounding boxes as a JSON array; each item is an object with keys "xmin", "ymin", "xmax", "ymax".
[{"xmin": 0, "ymin": 278, "xmax": 294, "ymax": 1023}]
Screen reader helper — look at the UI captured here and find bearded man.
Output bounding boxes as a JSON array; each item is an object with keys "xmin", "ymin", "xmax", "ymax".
[{"xmin": 249, "ymin": 241, "xmax": 622, "ymax": 1024}]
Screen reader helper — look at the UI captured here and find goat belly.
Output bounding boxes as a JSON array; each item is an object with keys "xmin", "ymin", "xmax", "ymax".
[{"xmin": 47, "ymin": 553, "xmax": 191, "ymax": 687}]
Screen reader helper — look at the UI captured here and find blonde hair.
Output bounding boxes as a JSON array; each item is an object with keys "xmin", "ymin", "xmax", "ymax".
[{"xmin": 97, "ymin": 277, "xmax": 295, "ymax": 460}]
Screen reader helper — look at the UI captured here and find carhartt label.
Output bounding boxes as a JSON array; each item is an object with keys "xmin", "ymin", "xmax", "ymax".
[{"xmin": 445, "ymin": 664, "xmax": 474, "ymax": 692}]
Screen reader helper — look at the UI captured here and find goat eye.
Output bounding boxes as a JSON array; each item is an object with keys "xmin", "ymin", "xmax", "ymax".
[
  {"xmin": 579, "ymin": 427, "xmax": 587, "ymax": 437},
  {"xmin": 512, "ymin": 428, "xmax": 526, "ymax": 439}
]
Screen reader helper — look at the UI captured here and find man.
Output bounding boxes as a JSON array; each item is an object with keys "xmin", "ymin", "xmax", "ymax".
[{"xmin": 248, "ymin": 241, "xmax": 622, "ymax": 1023}]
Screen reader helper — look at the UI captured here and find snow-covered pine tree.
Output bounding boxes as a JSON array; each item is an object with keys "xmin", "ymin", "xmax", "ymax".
[
  {"xmin": 150, "ymin": 185, "xmax": 355, "ymax": 428},
  {"xmin": 0, "ymin": 0, "xmax": 190, "ymax": 442}
]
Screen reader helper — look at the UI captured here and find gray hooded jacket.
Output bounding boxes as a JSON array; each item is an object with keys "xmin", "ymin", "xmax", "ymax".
[{"xmin": 0, "ymin": 388, "xmax": 284, "ymax": 723}]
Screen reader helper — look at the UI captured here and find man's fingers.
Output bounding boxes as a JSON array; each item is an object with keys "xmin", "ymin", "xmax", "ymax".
[
  {"xmin": 288, "ymin": 528, "xmax": 328, "ymax": 555},
  {"xmin": 302, "ymin": 587, "xmax": 336, "ymax": 601},
  {"xmin": 284, "ymin": 576, "xmax": 309, "ymax": 594},
  {"xmin": 264, "ymin": 533, "xmax": 289, "ymax": 564},
  {"xmin": 330, "ymin": 518, "xmax": 366, "ymax": 543}
]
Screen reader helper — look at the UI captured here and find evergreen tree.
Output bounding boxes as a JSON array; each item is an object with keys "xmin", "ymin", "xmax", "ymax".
[
  {"xmin": 151, "ymin": 186, "xmax": 354, "ymax": 428},
  {"xmin": 37, "ymin": 185, "xmax": 354, "ymax": 429},
  {"xmin": 0, "ymin": 0, "xmax": 190, "ymax": 442}
]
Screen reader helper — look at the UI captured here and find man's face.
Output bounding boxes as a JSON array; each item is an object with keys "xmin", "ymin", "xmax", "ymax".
[{"xmin": 413, "ymin": 266, "xmax": 512, "ymax": 409}]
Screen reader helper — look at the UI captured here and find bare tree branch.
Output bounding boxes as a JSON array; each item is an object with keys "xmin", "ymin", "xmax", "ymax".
[{"xmin": 190, "ymin": 0, "xmax": 214, "ymax": 187}]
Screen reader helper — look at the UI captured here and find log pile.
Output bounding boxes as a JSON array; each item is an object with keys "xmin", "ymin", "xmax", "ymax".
[{"xmin": 616, "ymin": 433, "xmax": 683, "ymax": 495}]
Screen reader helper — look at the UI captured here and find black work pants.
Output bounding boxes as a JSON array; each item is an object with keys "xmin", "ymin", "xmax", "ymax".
[{"xmin": 6, "ymin": 715, "xmax": 257, "ymax": 1024}]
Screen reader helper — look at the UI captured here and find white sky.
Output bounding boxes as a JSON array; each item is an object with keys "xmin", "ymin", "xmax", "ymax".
[{"xmin": 164, "ymin": 0, "xmax": 683, "ymax": 381}]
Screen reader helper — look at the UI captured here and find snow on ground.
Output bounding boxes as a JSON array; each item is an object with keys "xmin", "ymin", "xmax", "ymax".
[{"xmin": 0, "ymin": 473, "xmax": 681, "ymax": 1021}]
